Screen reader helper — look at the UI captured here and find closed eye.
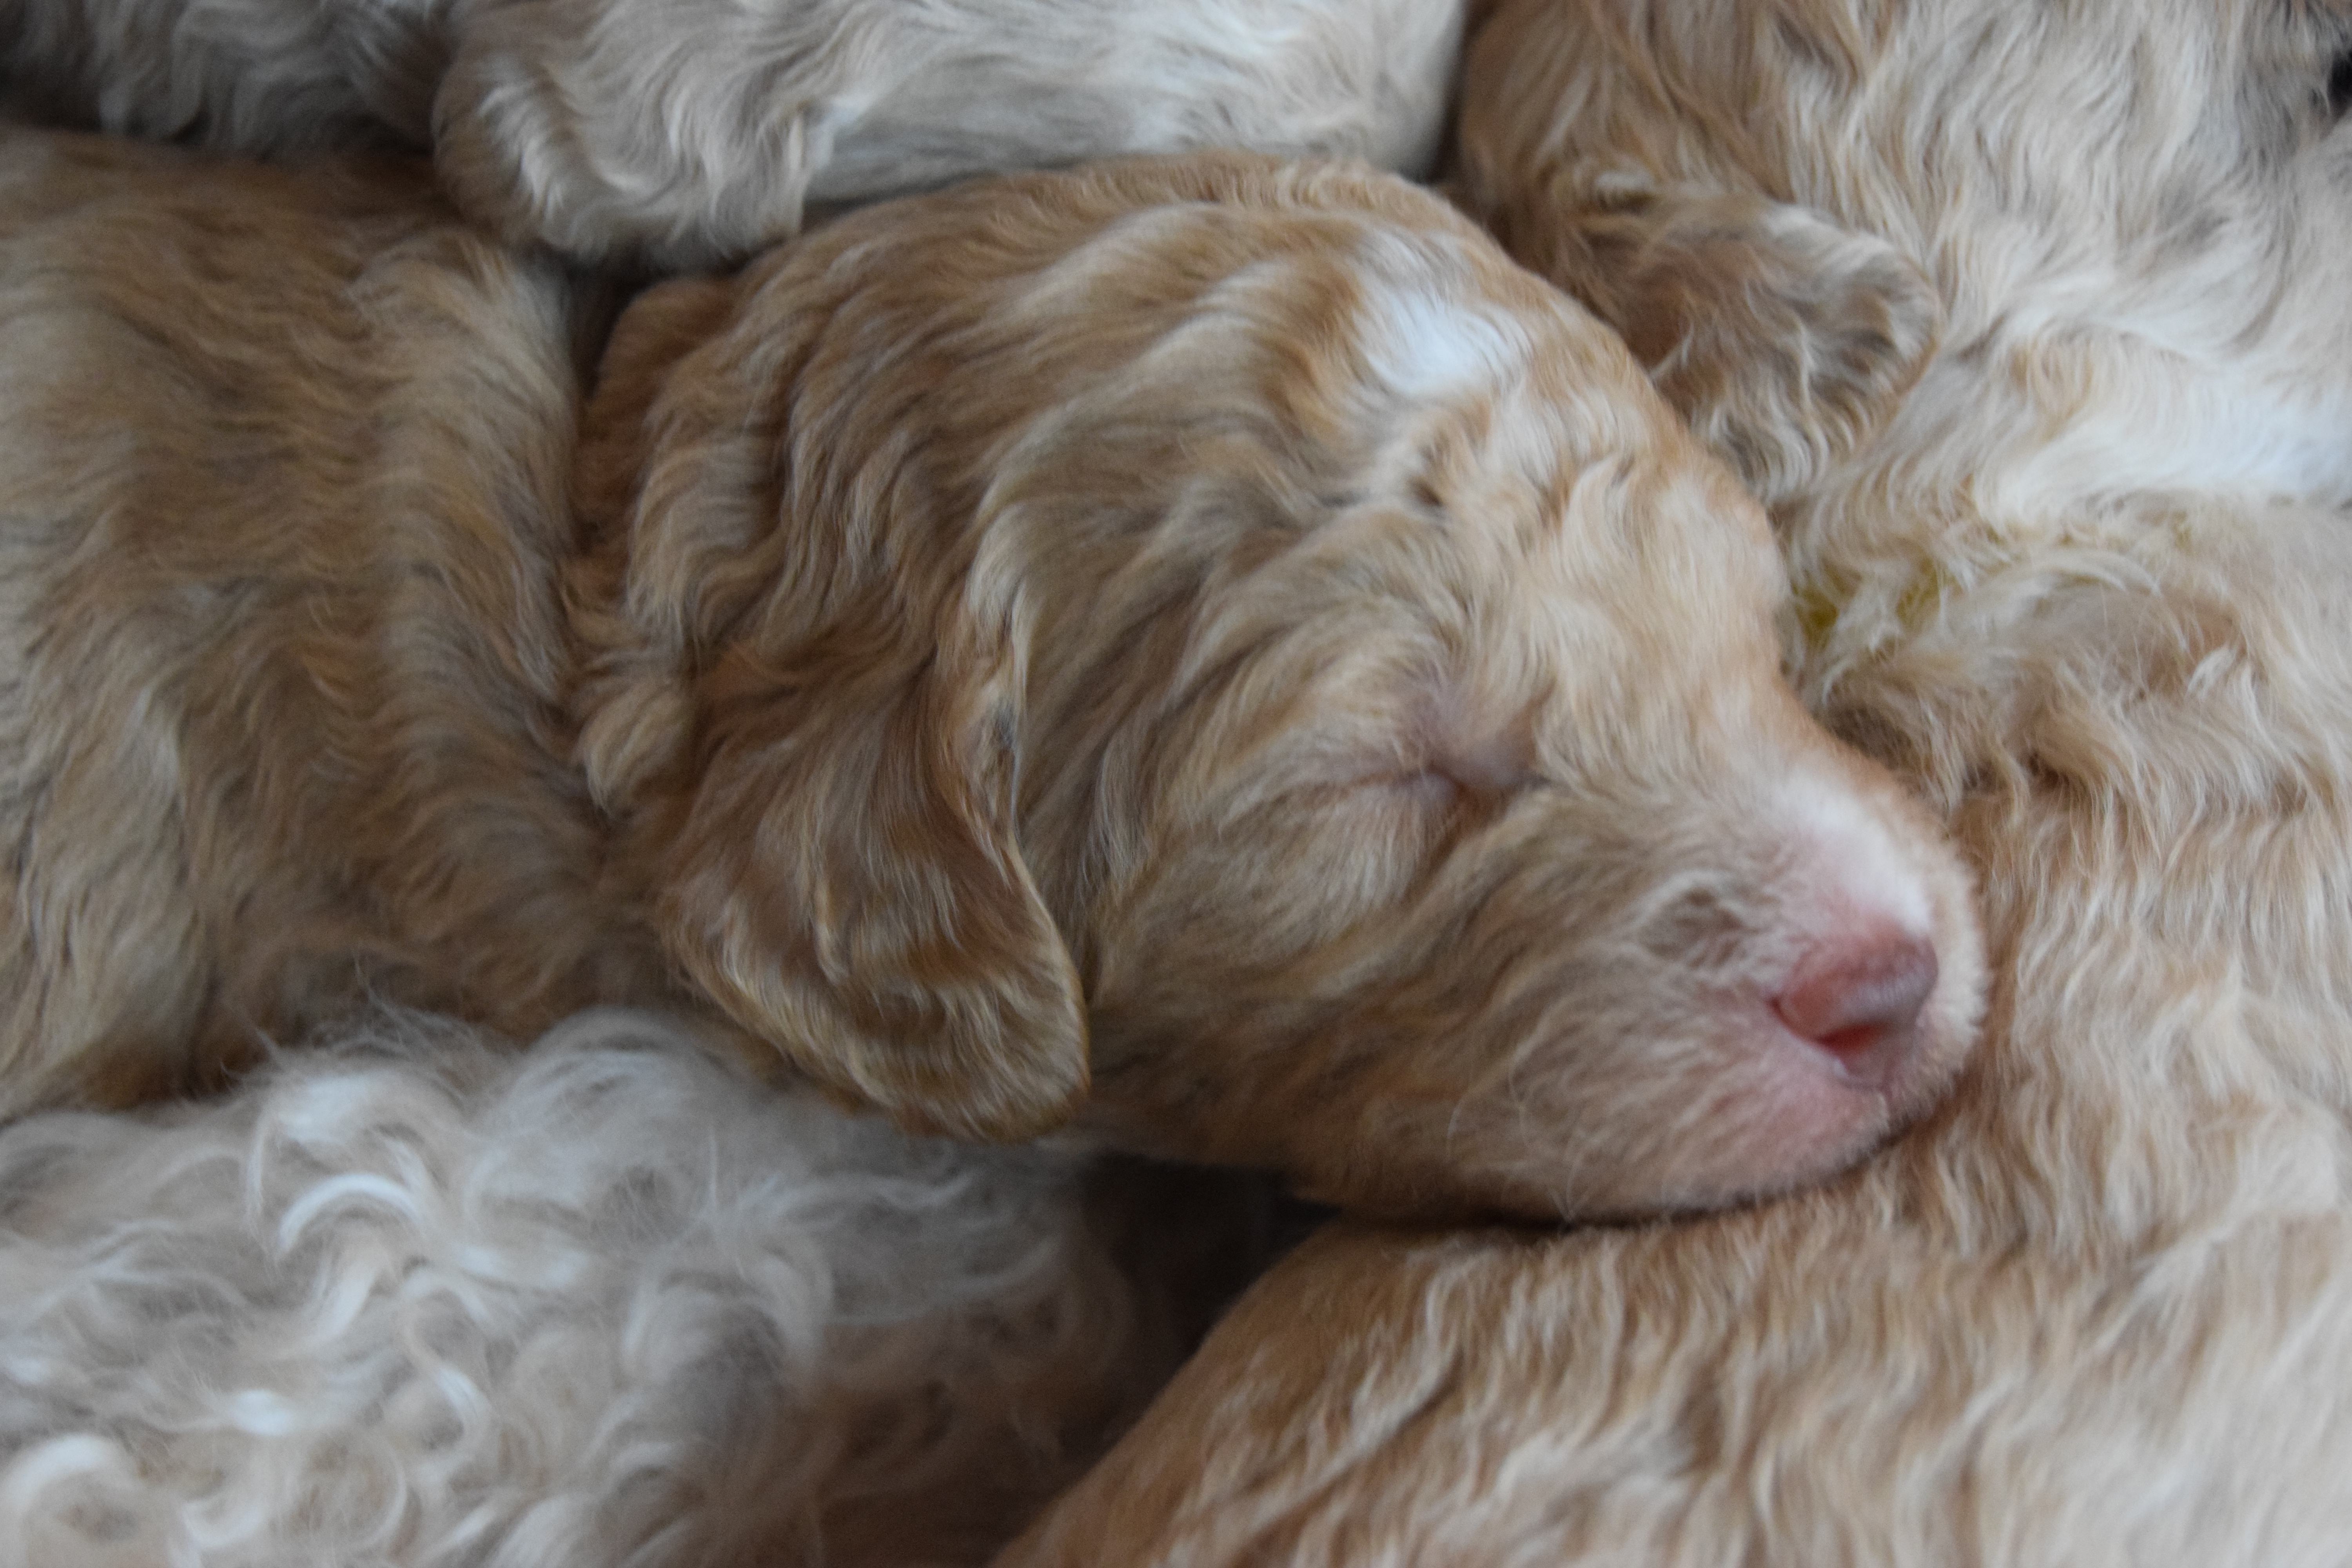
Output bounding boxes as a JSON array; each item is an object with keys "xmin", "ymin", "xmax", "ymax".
[{"xmin": 1367, "ymin": 763, "xmax": 1535, "ymax": 828}]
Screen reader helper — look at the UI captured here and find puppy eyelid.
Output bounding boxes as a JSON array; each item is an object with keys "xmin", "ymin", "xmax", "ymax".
[{"xmin": 1390, "ymin": 760, "xmax": 1540, "ymax": 802}]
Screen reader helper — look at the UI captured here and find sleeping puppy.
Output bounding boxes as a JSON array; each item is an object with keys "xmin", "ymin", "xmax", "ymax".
[
  {"xmin": 993, "ymin": 2, "xmax": 2352, "ymax": 1561},
  {"xmin": 1453, "ymin": 0, "xmax": 2352, "ymax": 516},
  {"xmin": 0, "ymin": 127, "xmax": 1982, "ymax": 1219},
  {"xmin": 0, "ymin": 0, "xmax": 1465, "ymax": 268}
]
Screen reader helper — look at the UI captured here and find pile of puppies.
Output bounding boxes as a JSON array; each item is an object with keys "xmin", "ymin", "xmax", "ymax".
[
  {"xmin": 1005, "ymin": 2, "xmax": 2352, "ymax": 1563},
  {"xmin": 0, "ymin": 0, "xmax": 2343, "ymax": 1562}
]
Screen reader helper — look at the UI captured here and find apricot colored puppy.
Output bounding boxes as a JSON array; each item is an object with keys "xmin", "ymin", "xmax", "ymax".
[{"xmin": 0, "ymin": 130, "xmax": 1980, "ymax": 1216}]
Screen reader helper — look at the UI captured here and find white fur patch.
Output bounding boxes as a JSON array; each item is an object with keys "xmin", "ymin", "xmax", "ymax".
[
  {"xmin": 1353, "ymin": 261, "xmax": 1529, "ymax": 404},
  {"xmin": 0, "ymin": 1010, "xmax": 1176, "ymax": 1567}
]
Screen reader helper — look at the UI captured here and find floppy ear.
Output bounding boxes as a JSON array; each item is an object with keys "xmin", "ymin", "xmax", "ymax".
[
  {"xmin": 635, "ymin": 605, "xmax": 1089, "ymax": 1142},
  {"xmin": 1485, "ymin": 178, "xmax": 1941, "ymax": 503},
  {"xmin": 569, "ymin": 269, "xmax": 1089, "ymax": 1140}
]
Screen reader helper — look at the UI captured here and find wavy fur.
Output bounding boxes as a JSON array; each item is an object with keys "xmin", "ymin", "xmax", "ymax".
[
  {"xmin": 1004, "ymin": 2, "xmax": 2352, "ymax": 1561},
  {"xmin": 0, "ymin": 1005, "xmax": 1244, "ymax": 1567},
  {"xmin": 0, "ymin": 131, "xmax": 1982, "ymax": 1216},
  {"xmin": 0, "ymin": 0, "xmax": 1465, "ymax": 267}
]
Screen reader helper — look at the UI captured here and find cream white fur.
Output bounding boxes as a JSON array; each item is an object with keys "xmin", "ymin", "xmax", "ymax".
[
  {"xmin": 0, "ymin": 0, "xmax": 1465, "ymax": 267},
  {"xmin": 440, "ymin": 0, "xmax": 1466, "ymax": 266},
  {"xmin": 0, "ymin": 1007, "xmax": 1222, "ymax": 1568},
  {"xmin": 1353, "ymin": 257, "xmax": 1535, "ymax": 405}
]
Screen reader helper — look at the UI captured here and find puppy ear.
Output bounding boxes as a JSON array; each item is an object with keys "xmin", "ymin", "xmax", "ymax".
[
  {"xmin": 571, "ymin": 304, "xmax": 1088, "ymax": 1141},
  {"xmin": 640, "ymin": 617, "xmax": 1089, "ymax": 1142},
  {"xmin": 572, "ymin": 246, "xmax": 1088, "ymax": 1139},
  {"xmin": 1485, "ymin": 179, "xmax": 1940, "ymax": 502}
]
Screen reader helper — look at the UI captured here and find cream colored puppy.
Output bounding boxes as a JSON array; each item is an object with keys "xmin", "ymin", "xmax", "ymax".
[
  {"xmin": 998, "ymin": 2, "xmax": 2352, "ymax": 1561},
  {"xmin": 434, "ymin": 0, "xmax": 1466, "ymax": 266},
  {"xmin": 1458, "ymin": 0, "xmax": 2352, "ymax": 516},
  {"xmin": 0, "ymin": 1008, "xmax": 1265, "ymax": 1568},
  {"xmin": 0, "ymin": 0, "xmax": 1464, "ymax": 267},
  {"xmin": 0, "ymin": 129, "xmax": 1981, "ymax": 1220}
]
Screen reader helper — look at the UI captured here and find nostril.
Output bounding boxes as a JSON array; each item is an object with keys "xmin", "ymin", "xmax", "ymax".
[{"xmin": 1772, "ymin": 935, "xmax": 1939, "ymax": 1087}]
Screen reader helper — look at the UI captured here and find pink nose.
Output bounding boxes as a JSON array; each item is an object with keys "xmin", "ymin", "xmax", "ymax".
[{"xmin": 1773, "ymin": 935, "xmax": 1939, "ymax": 1088}]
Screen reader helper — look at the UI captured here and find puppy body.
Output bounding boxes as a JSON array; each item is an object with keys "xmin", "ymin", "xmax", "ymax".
[
  {"xmin": 0, "ymin": 129, "xmax": 1981, "ymax": 1218},
  {"xmin": 435, "ymin": 0, "xmax": 1468, "ymax": 267},
  {"xmin": 0, "ymin": 130, "xmax": 649, "ymax": 1111},
  {"xmin": 998, "ymin": 3, "xmax": 2352, "ymax": 1560},
  {"xmin": 0, "ymin": 1007, "xmax": 1261, "ymax": 1567},
  {"xmin": 0, "ymin": 0, "xmax": 456, "ymax": 149},
  {"xmin": 1457, "ymin": 0, "xmax": 2352, "ymax": 521},
  {"xmin": 0, "ymin": 0, "xmax": 1467, "ymax": 267}
]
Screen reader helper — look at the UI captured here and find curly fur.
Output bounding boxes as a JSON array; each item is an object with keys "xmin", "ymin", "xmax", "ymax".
[
  {"xmin": 0, "ymin": 127, "xmax": 1984, "ymax": 1218},
  {"xmin": 999, "ymin": 2, "xmax": 2352, "ymax": 1562},
  {"xmin": 0, "ymin": 0, "xmax": 1465, "ymax": 267},
  {"xmin": 0, "ymin": 1006, "xmax": 1240, "ymax": 1568},
  {"xmin": 571, "ymin": 149, "xmax": 1987, "ymax": 1215},
  {"xmin": 433, "ymin": 0, "xmax": 1466, "ymax": 267}
]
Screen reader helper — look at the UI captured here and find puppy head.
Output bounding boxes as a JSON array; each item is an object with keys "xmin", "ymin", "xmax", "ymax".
[
  {"xmin": 579, "ymin": 154, "xmax": 1982, "ymax": 1215},
  {"xmin": 1002, "ymin": 215, "xmax": 1983, "ymax": 1217},
  {"xmin": 1458, "ymin": 0, "xmax": 2352, "ymax": 509}
]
